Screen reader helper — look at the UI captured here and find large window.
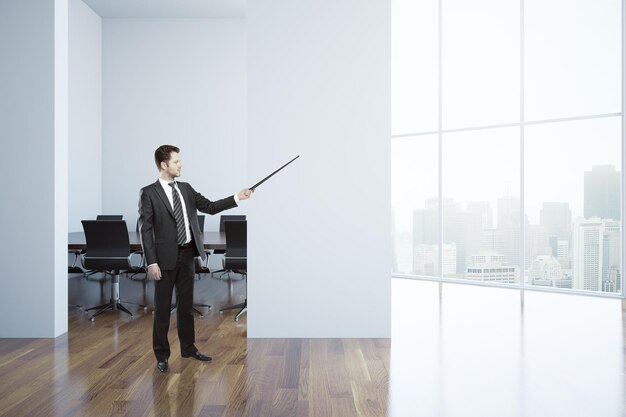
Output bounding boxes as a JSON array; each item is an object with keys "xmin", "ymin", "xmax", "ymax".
[{"xmin": 391, "ymin": 0, "xmax": 623, "ymax": 296}]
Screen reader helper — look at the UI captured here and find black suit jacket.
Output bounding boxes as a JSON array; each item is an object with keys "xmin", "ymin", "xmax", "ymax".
[{"xmin": 138, "ymin": 180, "xmax": 237, "ymax": 270}]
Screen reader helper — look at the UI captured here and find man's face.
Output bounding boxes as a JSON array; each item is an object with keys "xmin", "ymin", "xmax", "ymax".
[{"xmin": 162, "ymin": 151, "xmax": 182, "ymax": 178}]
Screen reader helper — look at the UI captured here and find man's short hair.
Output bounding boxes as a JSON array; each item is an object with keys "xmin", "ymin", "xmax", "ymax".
[{"xmin": 154, "ymin": 145, "xmax": 180, "ymax": 170}]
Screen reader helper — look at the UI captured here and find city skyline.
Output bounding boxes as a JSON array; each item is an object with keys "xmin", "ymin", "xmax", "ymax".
[{"xmin": 393, "ymin": 163, "xmax": 622, "ymax": 293}]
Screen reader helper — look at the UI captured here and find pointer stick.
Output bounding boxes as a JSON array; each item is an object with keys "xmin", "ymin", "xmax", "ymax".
[{"xmin": 250, "ymin": 155, "xmax": 300, "ymax": 190}]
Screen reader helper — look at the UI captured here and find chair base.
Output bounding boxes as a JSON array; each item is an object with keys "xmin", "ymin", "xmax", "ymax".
[
  {"xmin": 220, "ymin": 300, "xmax": 247, "ymax": 322},
  {"xmin": 86, "ymin": 273, "xmax": 146, "ymax": 321},
  {"xmin": 166, "ymin": 287, "xmax": 212, "ymax": 318},
  {"xmin": 169, "ymin": 303, "xmax": 212, "ymax": 318},
  {"xmin": 87, "ymin": 299, "xmax": 147, "ymax": 321},
  {"xmin": 210, "ymin": 268, "xmax": 229, "ymax": 280},
  {"xmin": 211, "ymin": 269, "xmax": 245, "ymax": 281},
  {"xmin": 87, "ymin": 300, "xmax": 134, "ymax": 321}
]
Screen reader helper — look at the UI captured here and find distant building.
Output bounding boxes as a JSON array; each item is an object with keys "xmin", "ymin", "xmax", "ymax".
[
  {"xmin": 572, "ymin": 218, "xmax": 621, "ymax": 292},
  {"xmin": 467, "ymin": 201, "xmax": 494, "ymax": 230},
  {"xmin": 497, "ymin": 195, "xmax": 520, "ymax": 230},
  {"xmin": 584, "ymin": 165, "xmax": 620, "ymax": 221},
  {"xmin": 555, "ymin": 239, "xmax": 571, "ymax": 269},
  {"xmin": 415, "ymin": 199, "xmax": 483, "ymax": 275},
  {"xmin": 526, "ymin": 224, "xmax": 552, "ymax": 269},
  {"xmin": 529, "ymin": 255, "xmax": 572, "ymax": 288},
  {"xmin": 413, "ymin": 243, "xmax": 456, "ymax": 276},
  {"xmin": 540, "ymin": 202, "xmax": 572, "ymax": 241},
  {"xmin": 602, "ymin": 221, "xmax": 621, "ymax": 293},
  {"xmin": 465, "ymin": 253, "xmax": 518, "ymax": 284}
]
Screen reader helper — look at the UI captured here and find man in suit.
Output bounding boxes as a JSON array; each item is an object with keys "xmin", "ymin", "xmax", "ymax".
[{"xmin": 138, "ymin": 144, "xmax": 252, "ymax": 373}]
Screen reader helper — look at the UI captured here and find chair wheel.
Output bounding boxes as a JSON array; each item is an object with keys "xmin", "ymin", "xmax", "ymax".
[{"xmin": 90, "ymin": 317, "xmax": 95, "ymax": 322}]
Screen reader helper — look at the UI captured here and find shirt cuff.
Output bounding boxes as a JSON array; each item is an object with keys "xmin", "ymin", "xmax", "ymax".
[
  {"xmin": 148, "ymin": 263, "xmax": 158, "ymax": 268},
  {"xmin": 234, "ymin": 193, "xmax": 240, "ymax": 204}
]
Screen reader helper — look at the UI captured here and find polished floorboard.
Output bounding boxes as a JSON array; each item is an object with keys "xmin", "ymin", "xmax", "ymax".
[{"xmin": 0, "ymin": 277, "xmax": 625, "ymax": 416}]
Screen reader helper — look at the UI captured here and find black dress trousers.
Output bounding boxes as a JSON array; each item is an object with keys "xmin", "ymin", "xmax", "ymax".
[{"xmin": 152, "ymin": 244, "xmax": 197, "ymax": 361}]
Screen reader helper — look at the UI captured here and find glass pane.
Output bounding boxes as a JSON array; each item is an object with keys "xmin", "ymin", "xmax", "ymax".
[
  {"xmin": 392, "ymin": 135, "xmax": 439, "ymax": 276},
  {"xmin": 442, "ymin": 127, "xmax": 520, "ymax": 283},
  {"xmin": 392, "ymin": 0, "xmax": 438, "ymax": 135},
  {"xmin": 525, "ymin": 0, "xmax": 621, "ymax": 120},
  {"xmin": 525, "ymin": 117, "xmax": 621, "ymax": 293},
  {"xmin": 442, "ymin": 0, "xmax": 520, "ymax": 130}
]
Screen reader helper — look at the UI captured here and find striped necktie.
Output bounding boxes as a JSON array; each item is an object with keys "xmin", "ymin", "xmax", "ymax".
[{"xmin": 169, "ymin": 182, "xmax": 187, "ymax": 245}]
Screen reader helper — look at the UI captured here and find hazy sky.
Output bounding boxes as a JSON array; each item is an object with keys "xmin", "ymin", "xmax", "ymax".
[
  {"xmin": 392, "ymin": 117, "xmax": 621, "ymax": 233},
  {"xmin": 391, "ymin": 0, "xmax": 622, "ymax": 234}
]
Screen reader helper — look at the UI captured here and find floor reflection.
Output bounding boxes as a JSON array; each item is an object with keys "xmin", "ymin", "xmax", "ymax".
[{"xmin": 390, "ymin": 279, "xmax": 625, "ymax": 417}]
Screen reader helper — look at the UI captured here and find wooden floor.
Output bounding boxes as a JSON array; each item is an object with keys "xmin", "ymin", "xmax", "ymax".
[
  {"xmin": 2, "ymin": 277, "xmax": 626, "ymax": 416},
  {"xmin": 0, "ymin": 273, "xmax": 389, "ymax": 417}
]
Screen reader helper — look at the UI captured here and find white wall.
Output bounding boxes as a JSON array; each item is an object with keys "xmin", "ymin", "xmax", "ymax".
[
  {"xmin": 102, "ymin": 19, "xmax": 247, "ymax": 230},
  {"xmin": 68, "ymin": 0, "xmax": 102, "ymax": 232},
  {"xmin": 0, "ymin": 0, "xmax": 68, "ymax": 337},
  {"xmin": 247, "ymin": 0, "xmax": 391, "ymax": 337}
]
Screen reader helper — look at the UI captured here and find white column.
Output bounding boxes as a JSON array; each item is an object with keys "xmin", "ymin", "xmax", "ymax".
[
  {"xmin": 247, "ymin": 0, "xmax": 391, "ymax": 337},
  {"xmin": 0, "ymin": 0, "xmax": 69, "ymax": 337}
]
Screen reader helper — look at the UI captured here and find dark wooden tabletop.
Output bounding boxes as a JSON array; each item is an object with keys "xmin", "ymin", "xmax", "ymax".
[{"xmin": 68, "ymin": 231, "xmax": 226, "ymax": 251}]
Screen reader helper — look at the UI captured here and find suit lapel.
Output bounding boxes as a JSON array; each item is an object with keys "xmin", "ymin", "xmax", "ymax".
[{"xmin": 153, "ymin": 180, "xmax": 175, "ymax": 219}]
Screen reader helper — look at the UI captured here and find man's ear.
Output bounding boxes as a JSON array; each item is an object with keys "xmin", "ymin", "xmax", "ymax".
[{"xmin": 160, "ymin": 161, "xmax": 167, "ymax": 171}]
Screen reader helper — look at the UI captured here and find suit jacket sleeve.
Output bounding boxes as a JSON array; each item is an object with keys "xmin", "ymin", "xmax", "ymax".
[
  {"xmin": 138, "ymin": 187, "xmax": 158, "ymax": 266},
  {"xmin": 190, "ymin": 184, "xmax": 238, "ymax": 215}
]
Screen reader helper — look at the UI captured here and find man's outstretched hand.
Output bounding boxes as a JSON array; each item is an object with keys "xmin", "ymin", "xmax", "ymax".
[{"xmin": 238, "ymin": 189, "xmax": 254, "ymax": 200}]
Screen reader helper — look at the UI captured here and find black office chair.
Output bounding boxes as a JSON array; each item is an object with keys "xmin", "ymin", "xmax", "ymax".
[
  {"xmin": 96, "ymin": 215, "xmax": 123, "ymax": 221},
  {"xmin": 95, "ymin": 216, "xmax": 146, "ymax": 281},
  {"xmin": 195, "ymin": 215, "xmax": 211, "ymax": 276},
  {"xmin": 68, "ymin": 249, "xmax": 86, "ymax": 309},
  {"xmin": 82, "ymin": 220, "xmax": 147, "ymax": 321},
  {"xmin": 188, "ymin": 214, "xmax": 212, "ymax": 315},
  {"xmin": 83, "ymin": 215, "xmax": 124, "ymax": 279},
  {"xmin": 211, "ymin": 215, "xmax": 246, "ymax": 280},
  {"xmin": 68, "ymin": 249, "xmax": 85, "ymax": 274},
  {"xmin": 125, "ymin": 220, "xmax": 148, "ymax": 281},
  {"xmin": 219, "ymin": 220, "xmax": 247, "ymax": 321}
]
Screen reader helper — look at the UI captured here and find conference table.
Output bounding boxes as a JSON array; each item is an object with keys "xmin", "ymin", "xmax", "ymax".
[{"xmin": 68, "ymin": 231, "xmax": 226, "ymax": 251}]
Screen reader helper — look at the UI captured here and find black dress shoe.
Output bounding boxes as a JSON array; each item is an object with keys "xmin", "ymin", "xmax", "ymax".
[
  {"xmin": 181, "ymin": 351, "xmax": 212, "ymax": 361},
  {"xmin": 157, "ymin": 360, "xmax": 168, "ymax": 372}
]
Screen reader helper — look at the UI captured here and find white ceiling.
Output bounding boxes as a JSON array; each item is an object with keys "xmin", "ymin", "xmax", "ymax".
[{"xmin": 81, "ymin": 0, "xmax": 247, "ymax": 18}]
